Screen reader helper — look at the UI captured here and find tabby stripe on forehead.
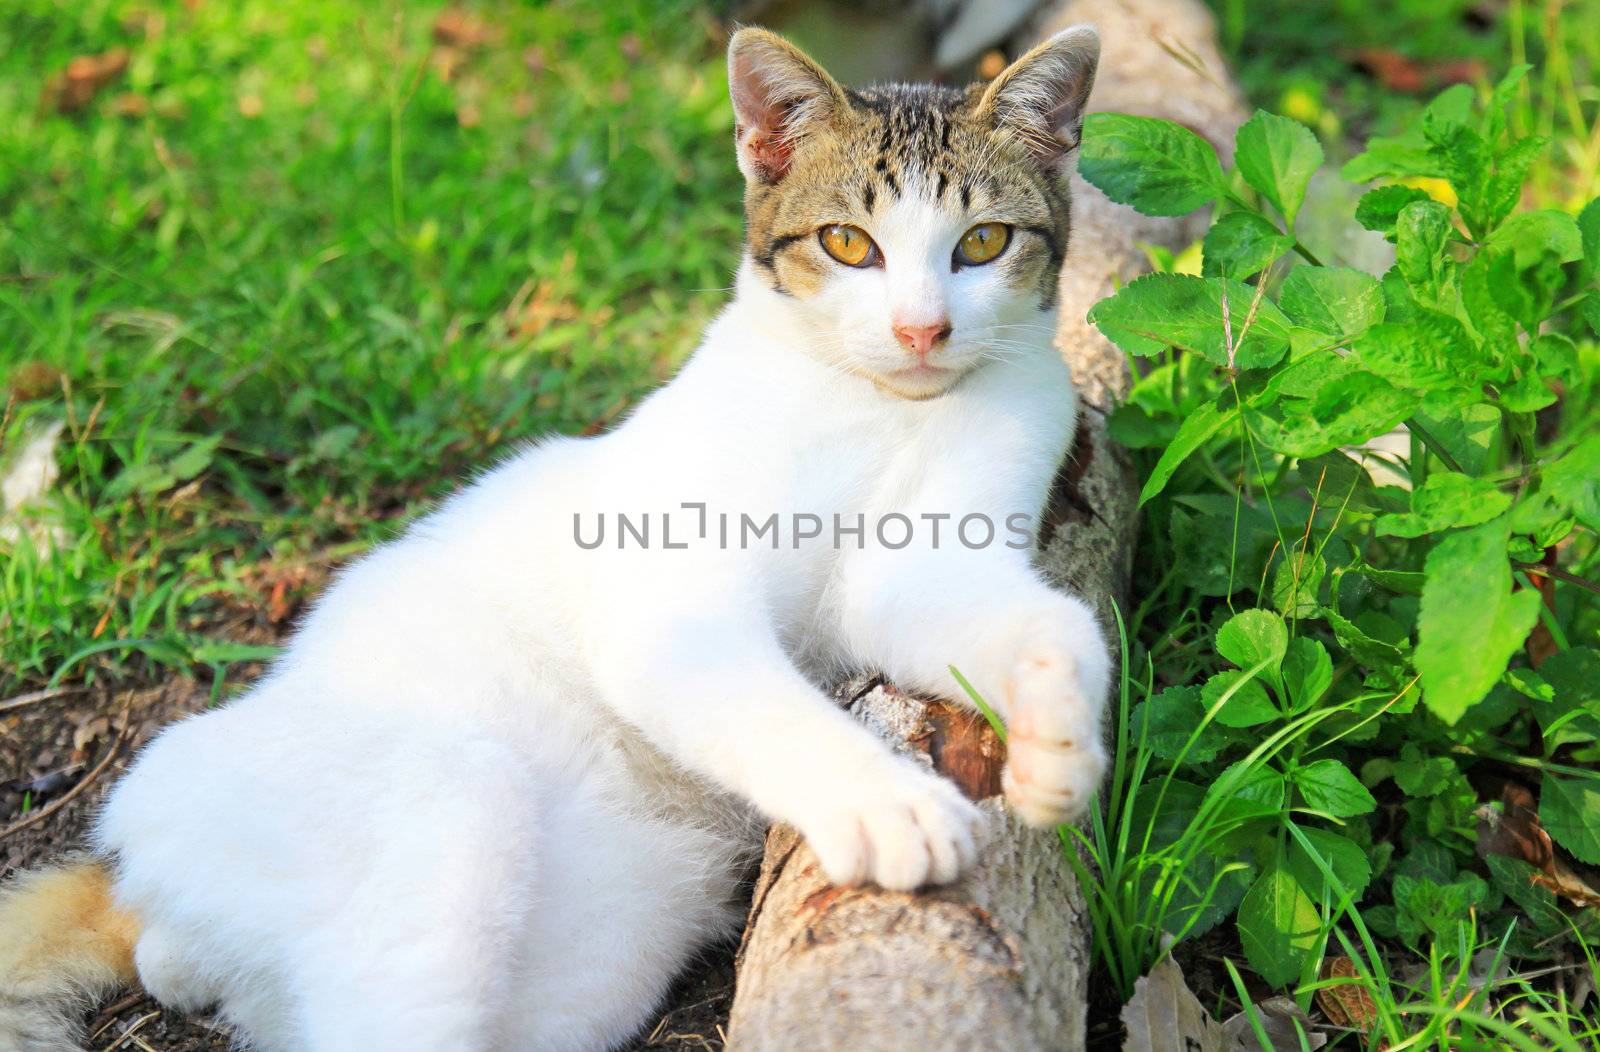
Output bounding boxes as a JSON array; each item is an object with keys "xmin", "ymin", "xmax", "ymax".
[
  {"xmin": 861, "ymin": 183, "xmax": 876, "ymax": 213},
  {"xmin": 935, "ymin": 170, "xmax": 948, "ymax": 200}
]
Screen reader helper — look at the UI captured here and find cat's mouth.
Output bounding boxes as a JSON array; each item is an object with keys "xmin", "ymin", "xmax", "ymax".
[{"xmin": 872, "ymin": 360, "xmax": 969, "ymax": 401}]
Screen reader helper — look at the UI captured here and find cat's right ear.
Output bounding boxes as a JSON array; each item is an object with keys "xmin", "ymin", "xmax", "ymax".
[{"xmin": 727, "ymin": 28, "xmax": 846, "ymax": 185}]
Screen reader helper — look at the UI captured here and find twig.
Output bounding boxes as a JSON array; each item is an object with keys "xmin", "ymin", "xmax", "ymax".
[
  {"xmin": 102, "ymin": 1011, "xmax": 159, "ymax": 1051},
  {"xmin": 0, "ymin": 716, "xmax": 128, "ymax": 843},
  {"xmin": 90, "ymin": 992, "xmax": 151, "ymax": 1040},
  {"xmin": 1518, "ymin": 563, "xmax": 1600, "ymax": 598},
  {"xmin": 0, "ymin": 686, "xmax": 86, "ymax": 715}
]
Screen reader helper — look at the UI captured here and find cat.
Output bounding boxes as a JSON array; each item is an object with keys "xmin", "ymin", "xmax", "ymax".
[{"xmin": 0, "ymin": 24, "xmax": 1107, "ymax": 1052}]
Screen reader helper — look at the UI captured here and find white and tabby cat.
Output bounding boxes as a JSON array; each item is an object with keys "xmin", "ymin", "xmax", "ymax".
[{"xmin": 0, "ymin": 25, "xmax": 1106, "ymax": 1052}]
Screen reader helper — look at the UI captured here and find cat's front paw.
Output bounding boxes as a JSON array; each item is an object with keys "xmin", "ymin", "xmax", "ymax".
[
  {"xmin": 998, "ymin": 616, "xmax": 1110, "ymax": 827},
  {"xmin": 801, "ymin": 757, "xmax": 985, "ymax": 891}
]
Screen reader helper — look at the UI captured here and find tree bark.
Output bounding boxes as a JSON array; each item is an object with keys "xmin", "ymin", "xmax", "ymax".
[{"xmin": 724, "ymin": 2, "xmax": 1244, "ymax": 1049}]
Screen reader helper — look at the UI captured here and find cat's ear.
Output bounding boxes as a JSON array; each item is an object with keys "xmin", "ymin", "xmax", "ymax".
[
  {"xmin": 976, "ymin": 25, "xmax": 1100, "ymax": 174},
  {"xmin": 727, "ymin": 28, "xmax": 847, "ymax": 185}
]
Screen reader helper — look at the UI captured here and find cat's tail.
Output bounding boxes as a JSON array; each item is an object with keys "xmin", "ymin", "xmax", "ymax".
[{"xmin": 0, "ymin": 857, "xmax": 140, "ymax": 1052}]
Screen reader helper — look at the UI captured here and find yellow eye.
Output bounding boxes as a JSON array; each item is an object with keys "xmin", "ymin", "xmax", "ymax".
[
  {"xmin": 819, "ymin": 224, "xmax": 876, "ymax": 267},
  {"xmin": 955, "ymin": 222, "xmax": 1010, "ymax": 266}
]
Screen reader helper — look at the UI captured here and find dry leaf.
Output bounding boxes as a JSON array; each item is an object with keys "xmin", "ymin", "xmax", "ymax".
[
  {"xmin": 1352, "ymin": 49, "xmax": 1487, "ymax": 94},
  {"xmin": 1476, "ymin": 783, "xmax": 1600, "ymax": 910},
  {"xmin": 1222, "ymin": 995, "xmax": 1327, "ymax": 1050},
  {"xmin": 42, "ymin": 48, "xmax": 130, "ymax": 113},
  {"xmin": 432, "ymin": 8, "xmax": 495, "ymax": 50},
  {"xmin": 8, "ymin": 361, "xmax": 63, "ymax": 401},
  {"xmin": 1121, "ymin": 955, "xmax": 1223, "ymax": 1052},
  {"xmin": 111, "ymin": 92, "xmax": 149, "ymax": 118}
]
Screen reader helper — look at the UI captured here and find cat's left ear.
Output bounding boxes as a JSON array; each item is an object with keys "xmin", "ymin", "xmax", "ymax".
[{"xmin": 976, "ymin": 25, "xmax": 1100, "ymax": 174}]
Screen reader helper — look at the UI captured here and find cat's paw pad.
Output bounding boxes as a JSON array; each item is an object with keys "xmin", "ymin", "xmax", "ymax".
[
  {"xmin": 999, "ymin": 641, "xmax": 1106, "ymax": 827},
  {"xmin": 804, "ymin": 762, "xmax": 985, "ymax": 891}
]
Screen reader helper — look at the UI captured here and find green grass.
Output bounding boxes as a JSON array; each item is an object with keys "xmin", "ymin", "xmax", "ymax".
[{"xmin": 1, "ymin": 0, "xmax": 742, "ymax": 692}]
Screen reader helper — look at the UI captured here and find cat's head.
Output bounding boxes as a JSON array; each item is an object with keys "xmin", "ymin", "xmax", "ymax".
[{"xmin": 727, "ymin": 25, "xmax": 1099, "ymax": 400}]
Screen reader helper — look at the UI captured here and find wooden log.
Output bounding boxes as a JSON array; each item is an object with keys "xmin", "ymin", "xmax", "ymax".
[{"xmin": 724, "ymin": 3, "xmax": 1244, "ymax": 1049}]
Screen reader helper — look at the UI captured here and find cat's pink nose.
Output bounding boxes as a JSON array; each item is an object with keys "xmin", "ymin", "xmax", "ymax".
[{"xmin": 893, "ymin": 321, "xmax": 952, "ymax": 359}]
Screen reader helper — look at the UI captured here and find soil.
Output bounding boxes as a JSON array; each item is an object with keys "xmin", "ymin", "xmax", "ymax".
[{"xmin": 1, "ymin": 681, "xmax": 738, "ymax": 1052}]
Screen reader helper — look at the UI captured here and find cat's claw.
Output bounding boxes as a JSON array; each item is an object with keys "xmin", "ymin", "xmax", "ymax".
[{"xmin": 802, "ymin": 759, "xmax": 986, "ymax": 891}]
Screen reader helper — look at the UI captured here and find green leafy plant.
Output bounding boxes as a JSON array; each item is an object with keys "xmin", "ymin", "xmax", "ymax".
[{"xmin": 1075, "ymin": 63, "xmax": 1600, "ymax": 1013}]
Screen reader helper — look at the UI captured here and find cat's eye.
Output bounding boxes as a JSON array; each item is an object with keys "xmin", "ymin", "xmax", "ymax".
[
  {"xmin": 819, "ymin": 224, "xmax": 878, "ymax": 268},
  {"xmin": 954, "ymin": 223, "xmax": 1011, "ymax": 267}
]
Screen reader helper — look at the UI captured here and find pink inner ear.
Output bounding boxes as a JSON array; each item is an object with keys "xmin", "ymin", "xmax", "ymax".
[{"xmin": 741, "ymin": 125, "xmax": 796, "ymax": 182}]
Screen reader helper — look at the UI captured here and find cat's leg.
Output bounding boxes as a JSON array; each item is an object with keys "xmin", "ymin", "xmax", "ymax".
[
  {"xmin": 502, "ymin": 778, "xmax": 751, "ymax": 1051},
  {"xmin": 840, "ymin": 549, "xmax": 1111, "ymax": 827},
  {"xmin": 586, "ymin": 590, "xmax": 985, "ymax": 890},
  {"xmin": 100, "ymin": 705, "xmax": 541, "ymax": 1052}
]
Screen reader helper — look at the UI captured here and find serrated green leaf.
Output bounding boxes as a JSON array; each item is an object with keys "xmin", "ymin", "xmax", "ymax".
[
  {"xmin": 1392, "ymin": 871, "xmax": 1488, "ymax": 949},
  {"xmin": 1086, "ymin": 272, "xmax": 1293, "ymax": 368},
  {"xmin": 1374, "ymin": 472, "xmax": 1512, "ymax": 538},
  {"xmin": 1544, "ymin": 432, "xmax": 1600, "ymax": 529},
  {"xmin": 1286, "ymin": 824, "xmax": 1373, "ymax": 901},
  {"xmin": 1208, "ymin": 761, "xmax": 1289, "ymax": 818},
  {"xmin": 1461, "ymin": 252, "xmax": 1520, "ymax": 361},
  {"xmin": 1271, "ymin": 550, "xmax": 1325, "ymax": 619},
  {"xmin": 1237, "ymin": 863, "xmax": 1321, "ymax": 988},
  {"xmin": 1355, "ymin": 185, "xmax": 1432, "ymax": 238},
  {"xmin": 1395, "ymin": 199, "xmax": 1454, "ymax": 298},
  {"xmin": 1499, "ymin": 368, "xmax": 1558, "ymax": 413},
  {"xmin": 1235, "ymin": 110, "xmax": 1323, "ymax": 225},
  {"xmin": 1249, "ymin": 372, "xmax": 1419, "ymax": 458},
  {"xmin": 1201, "ymin": 210, "xmax": 1295, "ymax": 279},
  {"xmin": 1482, "ymin": 135, "xmax": 1548, "ymax": 234},
  {"xmin": 1138, "ymin": 395, "xmax": 1233, "ymax": 506},
  {"xmin": 1079, "ymin": 113, "xmax": 1226, "ymax": 216},
  {"xmin": 1280, "ymin": 637, "xmax": 1332, "ymax": 711},
  {"xmin": 1393, "ymin": 742, "xmax": 1456, "ymax": 796},
  {"xmin": 1528, "ymin": 647, "xmax": 1600, "ymax": 748},
  {"xmin": 1293, "ymin": 758, "xmax": 1376, "ymax": 817},
  {"xmin": 1487, "ymin": 209, "xmax": 1584, "ymax": 263},
  {"xmin": 1540, "ymin": 773, "xmax": 1600, "ymax": 865},
  {"xmin": 1353, "ymin": 311, "xmax": 1490, "ymax": 390},
  {"xmin": 1202, "ymin": 670, "xmax": 1280, "ymax": 728},
  {"xmin": 1489, "ymin": 243, "xmax": 1569, "ymax": 329},
  {"xmin": 1216, "ymin": 608, "xmax": 1289, "ymax": 672},
  {"xmin": 1277, "ymin": 266, "xmax": 1384, "ymax": 339},
  {"xmin": 1579, "ymin": 197, "xmax": 1600, "ymax": 279},
  {"xmin": 1132, "ymin": 685, "xmax": 1230, "ymax": 766},
  {"xmin": 1411, "ymin": 403, "xmax": 1501, "ymax": 476},
  {"xmin": 1531, "ymin": 333, "xmax": 1579, "ymax": 386},
  {"xmin": 1416, "ymin": 518, "xmax": 1542, "ymax": 723}
]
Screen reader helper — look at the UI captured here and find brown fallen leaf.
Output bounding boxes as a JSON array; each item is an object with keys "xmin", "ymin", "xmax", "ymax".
[
  {"xmin": 42, "ymin": 48, "xmax": 131, "ymax": 113},
  {"xmin": 1316, "ymin": 957, "xmax": 1386, "ymax": 1049},
  {"xmin": 1352, "ymin": 48, "xmax": 1487, "ymax": 94},
  {"xmin": 8, "ymin": 361, "xmax": 63, "ymax": 401},
  {"xmin": 110, "ymin": 92, "xmax": 149, "ymax": 118},
  {"xmin": 432, "ymin": 8, "xmax": 496, "ymax": 50},
  {"xmin": 1121, "ymin": 954, "xmax": 1223, "ymax": 1052},
  {"xmin": 1222, "ymin": 995, "xmax": 1327, "ymax": 1050},
  {"xmin": 1476, "ymin": 783, "xmax": 1600, "ymax": 910}
]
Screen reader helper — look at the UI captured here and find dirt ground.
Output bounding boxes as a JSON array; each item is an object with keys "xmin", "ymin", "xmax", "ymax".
[{"xmin": 1, "ymin": 682, "xmax": 739, "ymax": 1052}]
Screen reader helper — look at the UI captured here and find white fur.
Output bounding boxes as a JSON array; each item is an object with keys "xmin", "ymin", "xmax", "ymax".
[{"xmin": 90, "ymin": 79, "xmax": 1109, "ymax": 1052}]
